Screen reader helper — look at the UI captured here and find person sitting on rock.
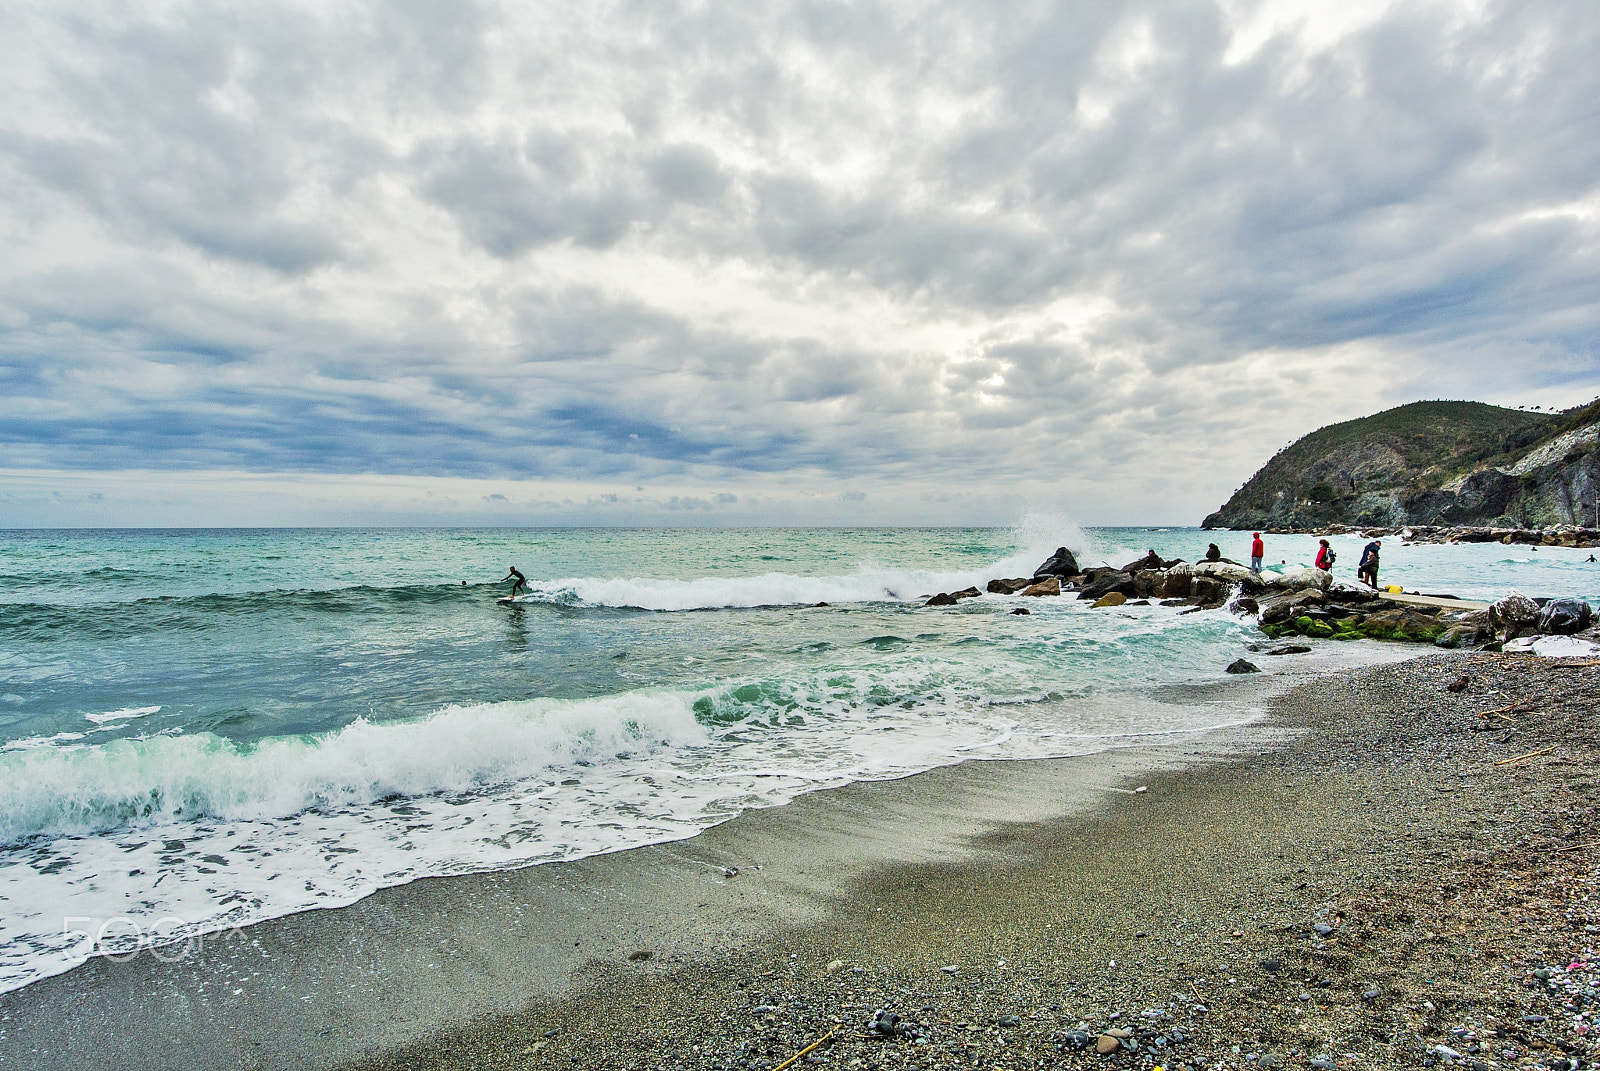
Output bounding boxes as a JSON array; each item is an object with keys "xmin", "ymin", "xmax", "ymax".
[{"xmin": 1205, "ymin": 543, "xmax": 1221, "ymax": 561}]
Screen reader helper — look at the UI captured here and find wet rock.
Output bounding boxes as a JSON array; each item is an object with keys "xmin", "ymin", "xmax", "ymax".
[
  {"xmin": 1538, "ymin": 597, "xmax": 1592, "ymax": 634},
  {"xmin": 1259, "ymin": 589, "xmax": 1326, "ymax": 625},
  {"xmin": 1234, "ymin": 596, "xmax": 1260, "ymax": 614},
  {"xmin": 1258, "ymin": 959, "xmax": 1282, "ymax": 973},
  {"xmin": 1092, "ymin": 592, "xmax": 1128, "ymax": 608},
  {"xmin": 1076, "ymin": 570, "xmax": 1138, "ymax": 601},
  {"xmin": 1271, "ymin": 567, "xmax": 1333, "ymax": 592},
  {"xmin": 950, "ymin": 586, "xmax": 983, "ymax": 601},
  {"xmin": 1033, "ymin": 546, "xmax": 1081, "ymax": 578},
  {"xmin": 1493, "ymin": 591, "xmax": 1540, "ymax": 632},
  {"xmin": 1226, "ymin": 659, "xmax": 1260, "ymax": 674},
  {"xmin": 1021, "ymin": 577, "xmax": 1062, "ymax": 597},
  {"xmin": 987, "ymin": 577, "xmax": 1033, "ymax": 595},
  {"xmin": 1193, "ymin": 560, "xmax": 1257, "ymax": 584},
  {"xmin": 925, "ymin": 592, "xmax": 958, "ymax": 607},
  {"xmin": 1267, "ymin": 644, "xmax": 1312, "ymax": 655},
  {"xmin": 1010, "ymin": 607, "xmax": 1031, "ymax": 615}
]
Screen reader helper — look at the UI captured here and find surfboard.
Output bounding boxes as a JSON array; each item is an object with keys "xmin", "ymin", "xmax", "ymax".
[{"xmin": 497, "ymin": 596, "xmax": 520, "ymax": 604}]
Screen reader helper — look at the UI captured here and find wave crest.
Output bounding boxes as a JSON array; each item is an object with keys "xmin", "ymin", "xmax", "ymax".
[{"xmin": 0, "ymin": 692, "xmax": 707, "ymax": 843}]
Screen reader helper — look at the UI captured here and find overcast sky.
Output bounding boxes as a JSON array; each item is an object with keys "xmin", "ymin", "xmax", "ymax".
[{"xmin": 2, "ymin": 0, "xmax": 1597, "ymax": 527}]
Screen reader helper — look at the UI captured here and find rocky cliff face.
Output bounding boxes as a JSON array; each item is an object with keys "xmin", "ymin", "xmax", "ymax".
[{"xmin": 1204, "ymin": 400, "xmax": 1600, "ymax": 530}]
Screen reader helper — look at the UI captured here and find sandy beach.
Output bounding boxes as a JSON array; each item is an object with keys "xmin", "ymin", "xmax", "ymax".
[{"xmin": 3, "ymin": 653, "xmax": 1596, "ymax": 1071}]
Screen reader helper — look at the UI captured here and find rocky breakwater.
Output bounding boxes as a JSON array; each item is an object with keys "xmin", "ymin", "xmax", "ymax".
[
  {"xmin": 921, "ymin": 543, "xmax": 1600, "ymax": 656},
  {"xmin": 926, "ymin": 546, "xmax": 1324, "ymax": 617},
  {"xmin": 1261, "ymin": 586, "xmax": 1599, "ymax": 652}
]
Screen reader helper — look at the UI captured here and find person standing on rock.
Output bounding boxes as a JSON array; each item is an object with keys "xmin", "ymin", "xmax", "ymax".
[
  {"xmin": 1358, "ymin": 540, "xmax": 1381, "ymax": 588},
  {"xmin": 1315, "ymin": 539, "xmax": 1334, "ymax": 572},
  {"xmin": 1249, "ymin": 532, "xmax": 1265, "ymax": 573}
]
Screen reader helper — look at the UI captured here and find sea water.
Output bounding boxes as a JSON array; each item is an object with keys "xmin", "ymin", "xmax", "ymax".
[{"xmin": 1, "ymin": 523, "xmax": 1594, "ymax": 994}]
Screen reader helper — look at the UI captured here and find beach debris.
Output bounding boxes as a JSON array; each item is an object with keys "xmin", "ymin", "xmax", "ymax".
[
  {"xmin": 1226, "ymin": 658, "xmax": 1260, "ymax": 674},
  {"xmin": 823, "ymin": 959, "xmax": 844, "ymax": 974},
  {"xmin": 772, "ymin": 1025, "xmax": 838, "ymax": 1071},
  {"xmin": 1493, "ymin": 744, "xmax": 1556, "ymax": 766},
  {"xmin": 940, "ymin": 964, "xmax": 959, "ymax": 974},
  {"xmin": 1446, "ymin": 673, "xmax": 1470, "ymax": 691}
]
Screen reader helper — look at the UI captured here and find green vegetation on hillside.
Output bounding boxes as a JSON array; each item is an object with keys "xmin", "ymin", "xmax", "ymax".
[{"xmin": 1204, "ymin": 398, "xmax": 1600, "ymax": 530}]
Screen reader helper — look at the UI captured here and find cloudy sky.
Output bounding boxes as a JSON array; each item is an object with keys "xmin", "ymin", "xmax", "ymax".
[{"xmin": 1, "ymin": 0, "xmax": 1597, "ymax": 527}]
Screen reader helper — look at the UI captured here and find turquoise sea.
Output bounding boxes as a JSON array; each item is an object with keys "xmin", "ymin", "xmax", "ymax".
[{"xmin": 1, "ymin": 523, "xmax": 1595, "ymax": 994}]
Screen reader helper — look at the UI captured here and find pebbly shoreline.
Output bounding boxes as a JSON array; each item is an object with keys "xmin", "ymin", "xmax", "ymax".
[{"xmin": 343, "ymin": 652, "xmax": 1599, "ymax": 1071}]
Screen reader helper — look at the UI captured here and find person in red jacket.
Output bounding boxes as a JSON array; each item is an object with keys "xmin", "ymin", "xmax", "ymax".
[
  {"xmin": 1315, "ymin": 538, "xmax": 1334, "ymax": 571},
  {"xmin": 1250, "ymin": 532, "xmax": 1265, "ymax": 573}
]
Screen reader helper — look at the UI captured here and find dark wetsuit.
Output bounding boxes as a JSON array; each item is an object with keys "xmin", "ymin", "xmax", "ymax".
[{"xmin": 502, "ymin": 567, "xmax": 529, "ymax": 597}]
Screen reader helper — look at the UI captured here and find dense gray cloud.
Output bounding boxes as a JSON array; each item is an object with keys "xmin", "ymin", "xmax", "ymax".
[{"xmin": 1, "ymin": 0, "xmax": 1597, "ymax": 525}]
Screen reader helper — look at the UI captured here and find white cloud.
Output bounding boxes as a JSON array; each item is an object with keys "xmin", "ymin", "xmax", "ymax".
[{"xmin": 1, "ymin": 0, "xmax": 1597, "ymax": 525}]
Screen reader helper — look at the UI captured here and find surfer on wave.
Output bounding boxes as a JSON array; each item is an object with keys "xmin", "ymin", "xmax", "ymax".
[{"xmin": 501, "ymin": 565, "xmax": 530, "ymax": 599}]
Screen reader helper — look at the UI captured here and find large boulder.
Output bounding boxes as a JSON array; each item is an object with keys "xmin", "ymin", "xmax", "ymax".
[
  {"xmin": 987, "ymin": 577, "xmax": 1033, "ymax": 595},
  {"xmin": 1021, "ymin": 577, "xmax": 1062, "ymax": 597},
  {"xmin": 1493, "ymin": 591, "xmax": 1540, "ymax": 630},
  {"xmin": 1189, "ymin": 577, "xmax": 1227, "ymax": 605},
  {"xmin": 1270, "ymin": 568, "xmax": 1332, "ymax": 593},
  {"xmin": 1192, "ymin": 561, "xmax": 1258, "ymax": 586},
  {"xmin": 1033, "ymin": 547, "xmax": 1081, "ymax": 578},
  {"xmin": 1155, "ymin": 563, "xmax": 1193, "ymax": 599},
  {"xmin": 1076, "ymin": 570, "xmax": 1137, "ymax": 601},
  {"xmin": 1259, "ymin": 589, "xmax": 1327, "ymax": 625},
  {"xmin": 1538, "ymin": 598, "xmax": 1593, "ymax": 635}
]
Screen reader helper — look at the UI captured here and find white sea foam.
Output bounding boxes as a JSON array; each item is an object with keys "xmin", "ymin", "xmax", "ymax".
[
  {"xmin": 529, "ymin": 565, "xmax": 997, "ymax": 611},
  {"xmin": 1, "ymin": 693, "xmax": 708, "ymax": 843},
  {"xmin": 83, "ymin": 705, "xmax": 161, "ymax": 725}
]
